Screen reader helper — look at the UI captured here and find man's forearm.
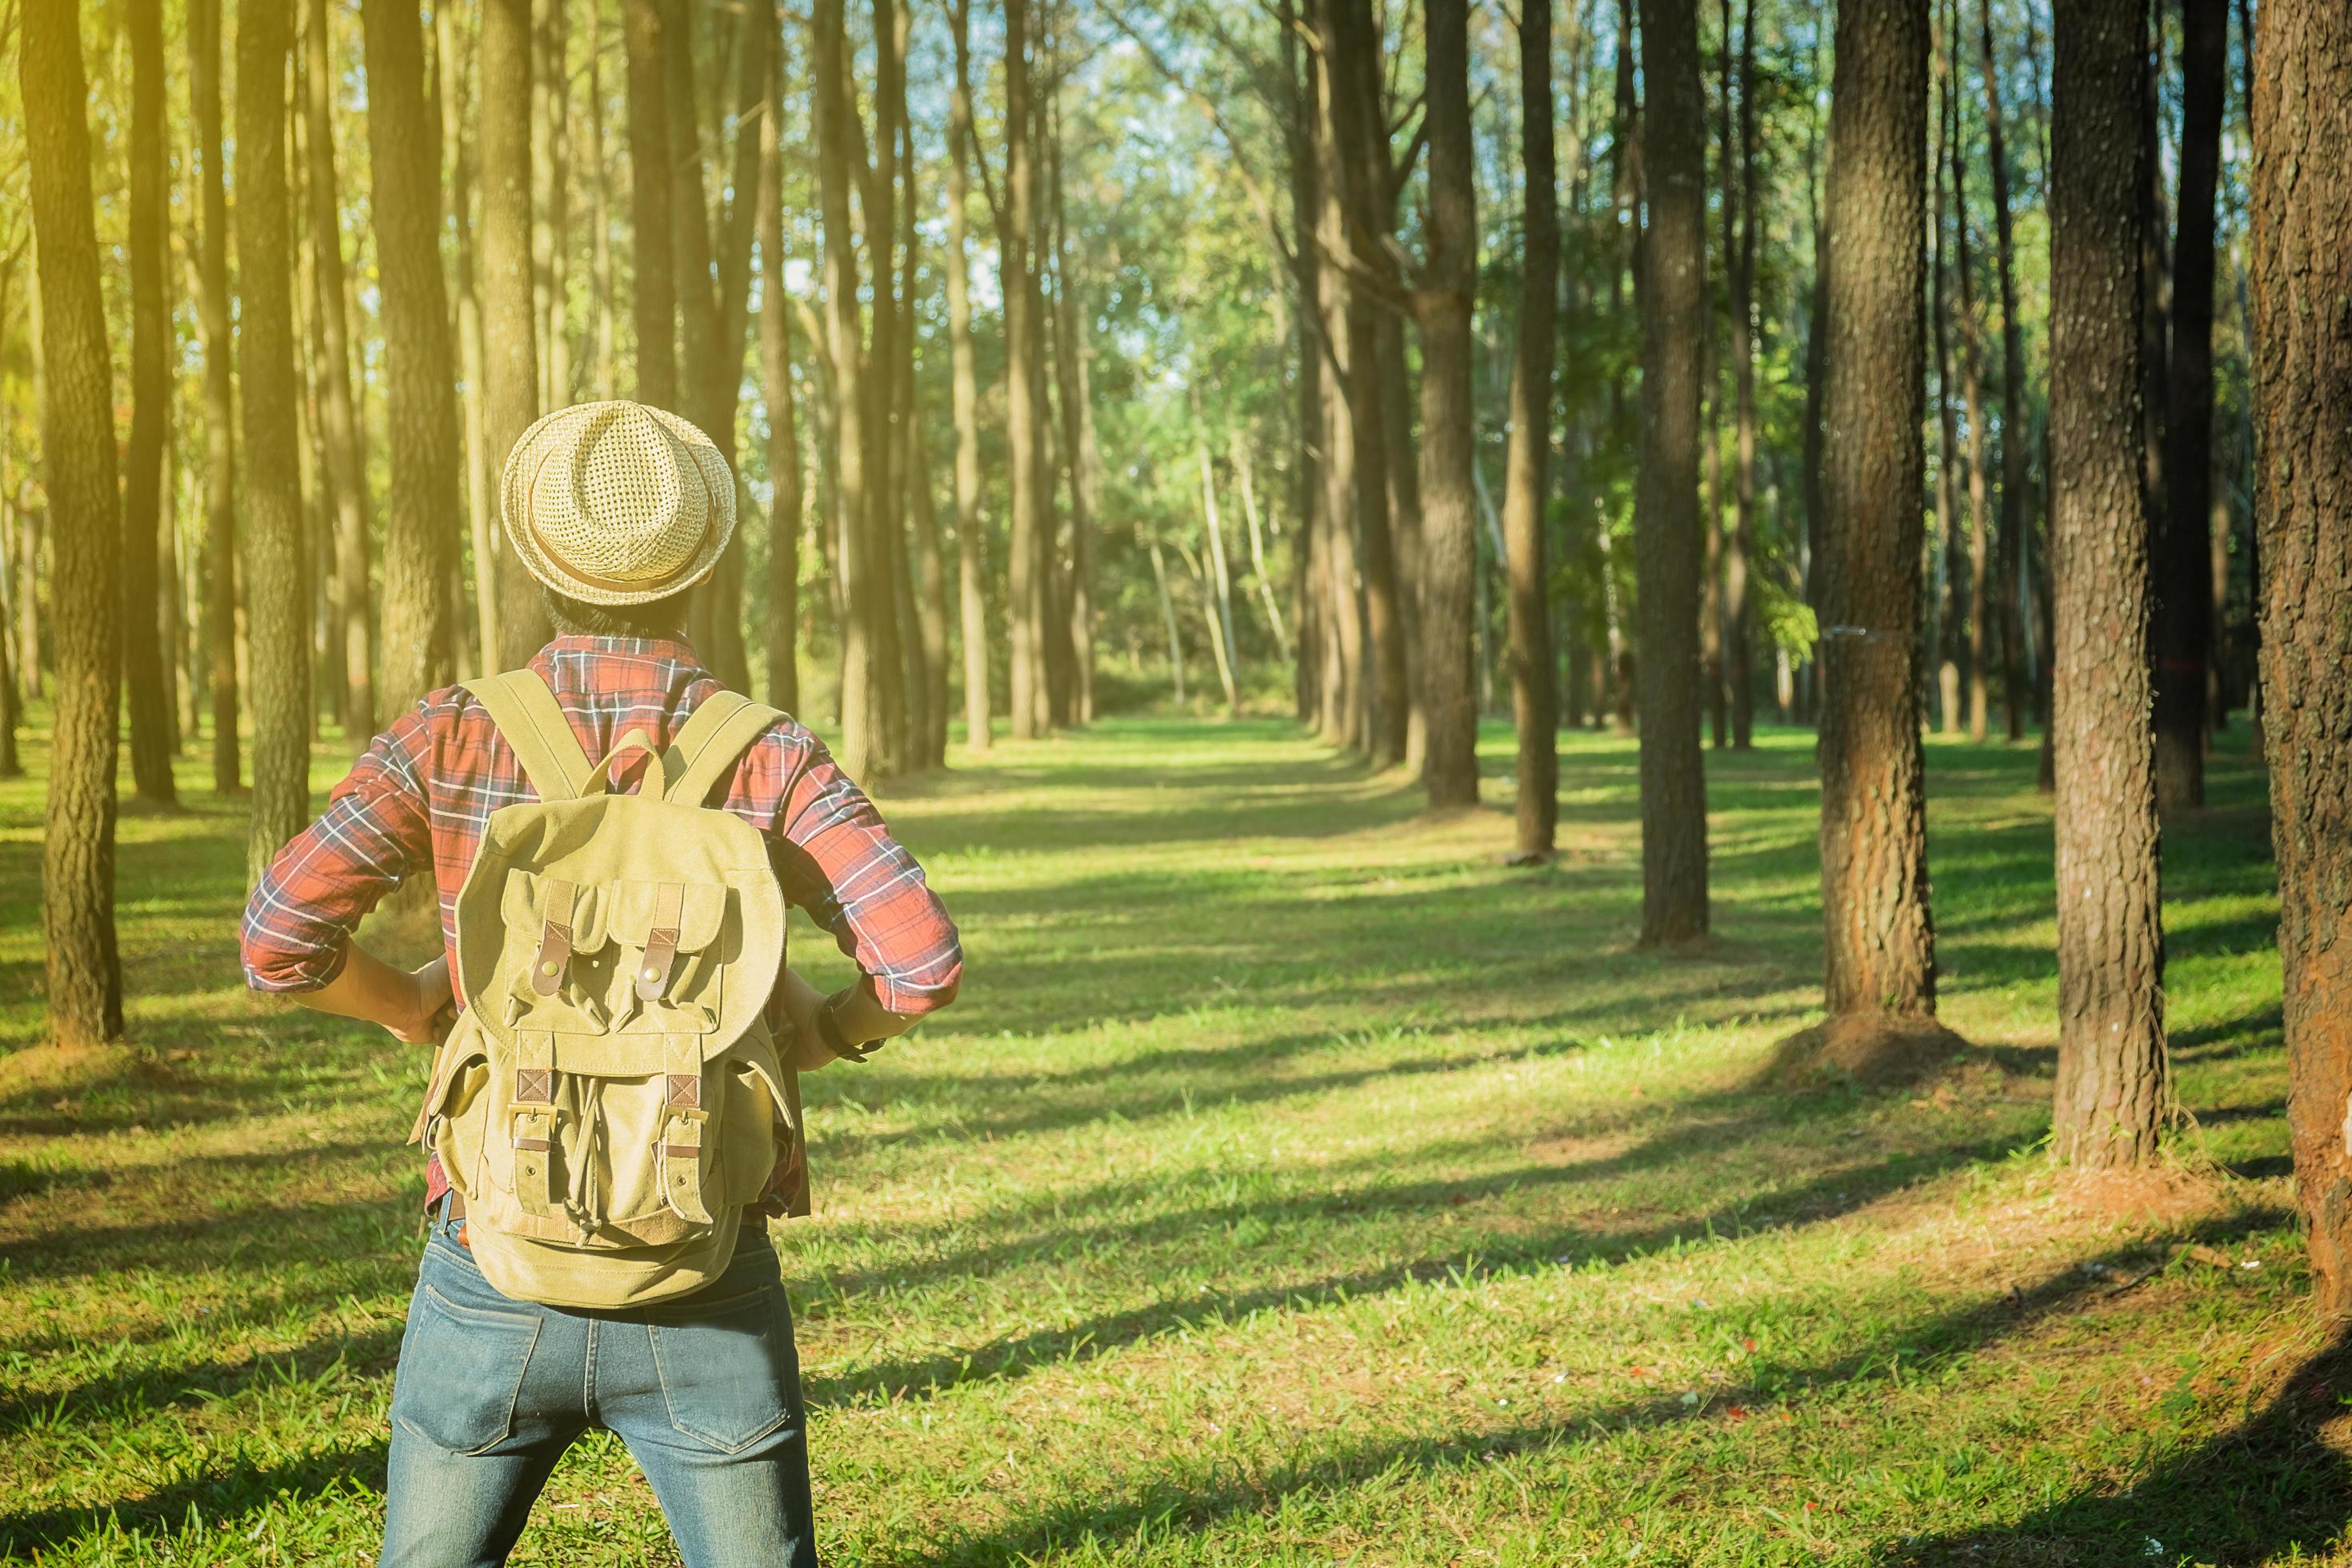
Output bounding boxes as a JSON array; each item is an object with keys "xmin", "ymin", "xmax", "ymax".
[{"xmin": 291, "ymin": 942, "xmax": 450, "ymax": 1043}]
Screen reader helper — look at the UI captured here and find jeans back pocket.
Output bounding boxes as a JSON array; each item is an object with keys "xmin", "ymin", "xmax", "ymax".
[
  {"xmin": 390, "ymin": 1278, "xmax": 542, "ymax": 1455},
  {"xmin": 643, "ymin": 1282, "xmax": 799, "ymax": 1453}
]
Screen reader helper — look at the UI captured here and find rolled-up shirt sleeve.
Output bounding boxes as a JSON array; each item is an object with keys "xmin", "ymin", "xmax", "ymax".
[
  {"xmin": 766, "ymin": 738, "xmax": 962, "ymax": 1015},
  {"xmin": 240, "ymin": 704, "xmax": 437, "ymax": 993}
]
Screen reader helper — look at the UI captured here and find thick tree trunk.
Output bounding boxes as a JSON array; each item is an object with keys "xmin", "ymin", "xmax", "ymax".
[
  {"xmin": 624, "ymin": 0, "xmax": 677, "ymax": 410},
  {"xmin": 22, "ymin": 0, "xmax": 126, "ymax": 1041},
  {"xmin": 1307, "ymin": 41, "xmax": 1366, "ymax": 752},
  {"xmin": 1504, "ymin": 0, "xmax": 1559, "ymax": 855},
  {"xmin": 1634, "ymin": 0, "xmax": 1709, "ymax": 938},
  {"xmin": 1980, "ymin": 0, "xmax": 2030, "ymax": 742},
  {"xmin": 306, "ymin": 0, "xmax": 373, "ymax": 739},
  {"xmin": 364, "ymin": 0, "xmax": 461, "ymax": 719},
  {"xmin": 947, "ymin": 0, "xmax": 991, "ymax": 752},
  {"xmin": 1817, "ymin": 0, "xmax": 1935, "ymax": 1022},
  {"xmin": 125, "ymin": 0, "xmax": 178, "ymax": 804},
  {"xmin": 1002, "ymin": 0, "xmax": 1049, "ymax": 742},
  {"xmin": 2049, "ymin": 0, "xmax": 2166, "ymax": 1169},
  {"xmin": 2153, "ymin": 0, "xmax": 2226, "ymax": 813},
  {"xmin": 2250, "ymin": 0, "xmax": 2352, "ymax": 1309},
  {"xmin": 237, "ymin": 0, "xmax": 313, "ymax": 880},
  {"xmin": 192, "ymin": 0, "xmax": 239, "ymax": 793},
  {"xmin": 1417, "ymin": 0, "xmax": 1479, "ymax": 808},
  {"xmin": 483, "ymin": 0, "xmax": 546, "ymax": 666},
  {"xmin": 758, "ymin": 14, "xmax": 800, "ymax": 715}
]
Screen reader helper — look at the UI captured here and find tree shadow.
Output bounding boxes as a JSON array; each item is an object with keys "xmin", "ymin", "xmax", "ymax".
[
  {"xmin": 882, "ymin": 1208, "xmax": 2286, "ymax": 1566},
  {"xmin": 1877, "ymin": 1317, "xmax": 2352, "ymax": 1566},
  {"xmin": 0, "ymin": 1439, "xmax": 389, "ymax": 1558}
]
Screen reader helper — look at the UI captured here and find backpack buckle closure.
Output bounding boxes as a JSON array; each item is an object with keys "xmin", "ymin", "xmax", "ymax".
[{"xmin": 532, "ymin": 879, "xmax": 579, "ymax": 998}]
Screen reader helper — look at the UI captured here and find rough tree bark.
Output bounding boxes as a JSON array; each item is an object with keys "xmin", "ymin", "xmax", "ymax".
[
  {"xmin": 1503, "ymin": 0, "xmax": 1559, "ymax": 856},
  {"xmin": 2250, "ymin": 0, "xmax": 2352, "ymax": 1308},
  {"xmin": 306, "ymin": 0, "xmax": 373, "ymax": 738},
  {"xmin": 483, "ymin": 0, "xmax": 547, "ymax": 666},
  {"xmin": 1634, "ymin": 0, "xmax": 1709, "ymax": 939},
  {"xmin": 238, "ymin": 0, "xmax": 313, "ymax": 879},
  {"xmin": 363, "ymin": 0, "xmax": 462, "ymax": 718},
  {"xmin": 1952, "ymin": 54, "xmax": 1996, "ymax": 746},
  {"xmin": 1310, "ymin": 35, "xmax": 1366, "ymax": 752},
  {"xmin": 1048, "ymin": 97, "xmax": 1094, "ymax": 731},
  {"xmin": 1417, "ymin": 0, "xmax": 1480, "ymax": 809},
  {"xmin": 2153, "ymin": 0, "xmax": 2226, "ymax": 813},
  {"xmin": 439, "ymin": 0, "xmax": 499, "ymax": 670},
  {"xmin": 2049, "ymin": 0, "xmax": 2166, "ymax": 1168},
  {"xmin": 1814, "ymin": 0, "xmax": 1942, "ymax": 1054},
  {"xmin": 192, "ymin": 0, "xmax": 239, "ymax": 793},
  {"xmin": 125, "ymin": 0, "xmax": 178, "ymax": 804},
  {"xmin": 22, "ymin": 0, "xmax": 126, "ymax": 1042}
]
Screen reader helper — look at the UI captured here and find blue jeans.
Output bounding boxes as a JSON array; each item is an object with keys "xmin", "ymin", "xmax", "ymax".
[{"xmin": 379, "ymin": 1207, "xmax": 818, "ymax": 1567}]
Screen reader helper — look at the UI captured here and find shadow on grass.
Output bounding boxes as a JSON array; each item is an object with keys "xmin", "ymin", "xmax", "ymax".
[
  {"xmin": 0, "ymin": 1441, "xmax": 389, "ymax": 1558},
  {"xmin": 1878, "ymin": 1320, "xmax": 2352, "ymax": 1566},
  {"xmin": 887, "ymin": 1208, "xmax": 2290, "ymax": 1567}
]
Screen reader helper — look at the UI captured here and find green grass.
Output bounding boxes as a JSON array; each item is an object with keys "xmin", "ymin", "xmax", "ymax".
[{"xmin": 0, "ymin": 710, "xmax": 2337, "ymax": 1566}]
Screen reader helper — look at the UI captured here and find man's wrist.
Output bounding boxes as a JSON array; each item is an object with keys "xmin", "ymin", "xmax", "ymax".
[{"xmin": 815, "ymin": 988, "xmax": 877, "ymax": 1062}]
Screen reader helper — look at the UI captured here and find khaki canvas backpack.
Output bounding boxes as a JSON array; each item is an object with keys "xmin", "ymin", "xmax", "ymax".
[{"xmin": 409, "ymin": 669, "xmax": 802, "ymax": 1309}]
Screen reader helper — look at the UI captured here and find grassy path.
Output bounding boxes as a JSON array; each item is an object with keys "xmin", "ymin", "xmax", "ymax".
[{"xmin": 0, "ymin": 717, "xmax": 2338, "ymax": 1565}]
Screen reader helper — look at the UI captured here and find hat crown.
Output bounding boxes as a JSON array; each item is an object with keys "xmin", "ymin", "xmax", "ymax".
[{"xmin": 502, "ymin": 400, "xmax": 735, "ymax": 605}]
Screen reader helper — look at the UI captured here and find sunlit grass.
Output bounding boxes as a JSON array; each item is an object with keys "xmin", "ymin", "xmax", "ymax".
[{"xmin": 0, "ymin": 709, "xmax": 2332, "ymax": 1566}]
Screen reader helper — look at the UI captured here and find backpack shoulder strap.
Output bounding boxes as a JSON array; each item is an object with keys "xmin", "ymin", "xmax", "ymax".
[
  {"xmin": 663, "ymin": 688, "xmax": 786, "ymax": 806},
  {"xmin": 459, "ymin": 669, "xmax": 596, "ymax": 802}
]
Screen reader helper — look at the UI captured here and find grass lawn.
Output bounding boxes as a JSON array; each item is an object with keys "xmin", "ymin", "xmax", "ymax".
[{"xmin": 0, "ymin": 710, "xmax": 2339, "ymax": 1566}]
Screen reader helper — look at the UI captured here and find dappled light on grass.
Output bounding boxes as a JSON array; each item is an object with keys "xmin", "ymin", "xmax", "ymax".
[{"xmin": 0, "ymin": 718, "xmax": 2323, "ymax": 1564}]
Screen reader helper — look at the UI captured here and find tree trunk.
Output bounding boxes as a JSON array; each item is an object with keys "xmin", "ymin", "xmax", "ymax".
[
  {"xmin": 237, "ymin": 0, "xmax": 312, "ymax": 880},
  {"xmin": 1504, "ymin": 0, "xmax": 1559, "ymax": 855},
  {"xmin": 624, "ymin": 0, "xmax": 677, "ymax": 410},
  {"xmin": 758, "ymin": 14, "xmax": 800, "ymax": 715},
  {"xmin": 1979, "ymin": 0, "xmax": 2030, "ymax": 743},
  {"xmin": 1197, "ymin": 443, "xmax": 1242, "ymax": 714},
  {"xmin": 192, "ymin": 0, "xmax": 239, "ymax": 793},
  {"xmin": 586, "ymin": 0, "xmax": 615, "ymax": 398},
  {"xmin": 125, "ymin": 0, "xmax": 178, "ymax": 804},
  {"xmin": 2153, "ymin": 0, "xmax": 2226, "ymax": 812},
  {"xmin": 1931, "ymin": 30, "xmax": 1965, "ymax": 734},
  {"xmin": 364, "ymin": 0, "xmax": 462, "ymax": 719},
  {"xmin": 483, "ymin": 0, "xmax": 546, "ymax": 666},
  {"xmin": 1048, "ymin": 100, "xmax": 1095, "ymax": 730},
  {"xmin": 1002, "ymin": 0, "xmax": 1048, "ymax": 742},
  {"xmin": 814, "ymin": 0, "xmax": 881, "ymax": 771},
  {"xmin": 306, "ymin": 0, "xmax": 373, "ymax": 740},
  {"xmin": 22, "ymin": 0, "xmax": 126, "ymax": 1042},
  {"xmin": 1952, "ymin": 58, "xmax": 1995, "ymax": 746},
  {"xmin": 1726, "ymin": 0, "xmax": 1758, "ymax": 750},
  {"xmin": 439, "ymin": 0, "xmax": 498, "ymax": 673},
  {"xmin": 1634, "ymin": 0, "xmax": 1709, "ymax": 938},
  {"xmin": 2250, "ymin": 0, "xmax": 2352, "ymax": 1307},
  {"xmin": 1235, "ymin": 438, "xmax": 1292, "ymax": 664},
  {"xmin": 1417, "ymin": 0, "xmax": 1479, "ymax": 809},
  {"xmin": 947, "ymin": 0, "xmax": 991, "ymax": 752},
  {"xmin": 1818, "ymin": 0, "xmax": 1935, "ymax": 1022},
  {"xmin": 1150, "ymin": 538, "xmax": 1186, "ymax": 703},
  {"xmin": 2049, "ymin": 0, "xmax": 2166, "ymax": 1169}
]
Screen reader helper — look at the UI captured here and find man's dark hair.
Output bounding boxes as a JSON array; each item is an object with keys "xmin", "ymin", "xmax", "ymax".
[{"xmin": 538, "ymin": 584, "xmax": 693, "ymax": 641}]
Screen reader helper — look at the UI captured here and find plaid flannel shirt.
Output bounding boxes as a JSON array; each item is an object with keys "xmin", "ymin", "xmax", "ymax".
[{"xmin": 240, "ymin": 635, "xmax": 962, "ymax": 1207}]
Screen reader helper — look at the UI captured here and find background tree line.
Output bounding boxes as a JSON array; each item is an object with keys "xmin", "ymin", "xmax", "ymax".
[{"xmin": 8, "ymin": 0, "xmax": 2352, "ymax": 1303}]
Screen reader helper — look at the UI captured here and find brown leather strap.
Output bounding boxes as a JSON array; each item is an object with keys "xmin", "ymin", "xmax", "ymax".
[
  {"xmin": 636, "ymin": 882, "xmax": 686, "ymax": 1002},
  {"xmin": 531, "ymin": 880, "xmax": 578, "ymax": 997}
]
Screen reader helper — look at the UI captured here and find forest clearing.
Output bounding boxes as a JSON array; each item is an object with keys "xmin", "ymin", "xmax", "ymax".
[{"xmin": 0, "ymin": 714, "xmax": 2327, "ymax": 1565}]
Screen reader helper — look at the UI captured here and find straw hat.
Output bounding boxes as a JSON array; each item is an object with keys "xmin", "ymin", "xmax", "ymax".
[{"xmin": 500, "ymin": 400, "xmax": 735, "ymax": 606}]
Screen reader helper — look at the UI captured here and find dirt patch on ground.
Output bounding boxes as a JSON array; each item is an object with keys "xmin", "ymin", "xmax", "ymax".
[
  {"xmin": 1759, "ymin": 1014, "xmax": 1973, "ymax": 1090},
  {"xmin": 2056, "ymin": 1163, "xmax": 2234, "ymax": 1229},
  {"xmin": 0, "ymin": 1043, "xmax": 136, "ymax": 1100}
]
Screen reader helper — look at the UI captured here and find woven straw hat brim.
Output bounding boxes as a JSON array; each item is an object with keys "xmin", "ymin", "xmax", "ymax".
[{"xmin": 500, "ymin": 401, "xmax": 738, "ymax": 607}]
